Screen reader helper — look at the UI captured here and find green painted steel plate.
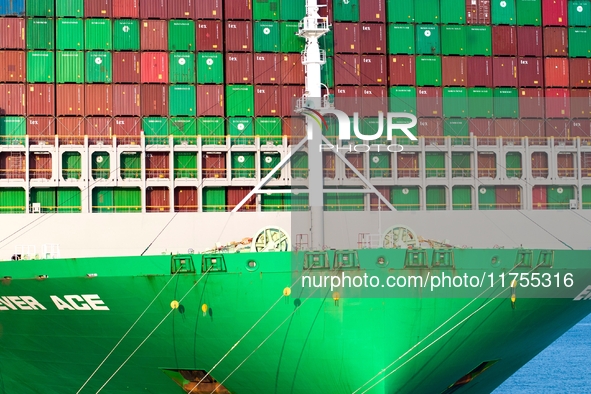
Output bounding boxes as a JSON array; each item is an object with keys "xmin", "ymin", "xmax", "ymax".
[
  {"xmin": 56, "ymin": 51, "xmax": 84, "ymax": 83},
  {"xmin": 85, "ymin": 19, "xmax": 112, "ymax": 50}
]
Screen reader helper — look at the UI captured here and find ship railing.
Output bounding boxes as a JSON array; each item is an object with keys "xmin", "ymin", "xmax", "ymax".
[
  {"xmin": 425, "ymin": 168, "xmax": 446, "ymax": 178},
  {"xmin": 91, "ymin": 205, "xmax": 142, "ymax": 213},
  {"xmin": 231, "ymin": 168, "xmax": 256, "ymax": 179},
  {"xmin": 552, "ymin": 137, "xmax": 575, "ymax": 147},
  {"xmin": 0, "ymin": 136, "xmax": 25, "ymax": 146},
  {"xmin": 452, "ymin": 168, "xmax": 472, "ymax": 178},
  {"xmin": 230, "ymin": 136, "xmax": 256, "ymax": 146},
  {"xmin": 174, "ymin": 205, "xmax": 199, "ymax": 212},
  {"xmin": 261, "ymin": 169, "xmax": 282, "ymax": 179},
  {"xmin": 172, "ymin": 136, "xmax": 198, "ymax": 146},
  {"xmin": 202, "ymin": 204, "xmax": 257, "ymax": 212},
  {"xmin": 506, "ymin": 168, "xmax": 523, "ymax": 178},
  {"xmin": 495, "ymin": 202, "xmax": 523, "ymax": 210},
  {"xmin": 527, "ymin": 137, "xmax": 549, "ymax": 146},
  {"xmin": 29, "ymin": 137, "xmax": 55, "ymax": 146},
  {"xmin": 62, "ymin": 169, "xmax": 82, "ymax": 180},
  {"xmin": 91, "ymin": 169, "xmax": 110, "ymax": 179},
  {"xmin": 301, "ymin": 48, "xmax": 327, "ymax": 65},
  {"xmin": 0, "ymin": 169, "xmax": 26, "ymax": 179},
  {"xmin": 58, "ymin": 135, "xmax": 85, "ymax": 146},
  {"xmin": 117, "ymin": 136, "xmax": 142, "ymax": 146},
  {"xmin": 146, "ymin": 205, "xmax": 171, "ymax": 213},
  {"xmin": 0, "ymin": 205, "xmax": 26, "ymax": 213},
  {"xmin": 202, "ymin": 168, "xmax": 227, "ymax": 179},
  {"xmin": 477, "ymin": 168, "xmax": 497, "ymax": 178},
  {"xmin": 325, "ymin": 203, "xmax": 365, "ymax": 211},
  {"xmin": 397, "ymin": 168, "xmax": 420, "ymax": 178},
  {"xmin": 29, "ymin": 169, "xmax": 52, "ymax": 179},
  {"xmin": 452, "ymin": 203, "xmax": 472, "ymax": 210},
  {"xmin": 426, "ymin": 203, "xmax": 447, "ymax": 211},
  {"xmin": 146, "ymin": 169, "xmax": 170, "ymax": 179},
  {"xmin": 323, "ymin": 167, "xmax": 335, "ymax": 178},
  {"xmin": 291, "ymin": 168, "xmax": 309, "ymax": 178},
  {"xmin": 173, "ymin": 168, "xmax": 198, "ymax": 179},
  {"xmin": 298, "ymin": 16, "xmax": 329, "ymax": 36},
  {"xmin": 557, "ymin": 168, "xmax": 576, "ymax": 178},
  {"xmin": 369, "ymin": 169, "xmax": 393, "ymax": 178},
  {"xmin": 475, "ymin": 137, "xmax": 499, "ymax": 146},
  {"xmin": 88, "ymin": 137, "xmax": 113, "ymax": 146},
  {"xmin": 532, "ymin": 168, "xmax": 549, "ymax": 178}
]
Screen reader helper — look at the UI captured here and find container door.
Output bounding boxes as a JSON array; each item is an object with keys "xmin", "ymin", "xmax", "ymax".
[
  {"xmin": 426, "ymin": 186, "xmax": 446, "ymax": 210},
  {"xmin": 452, "ymin": 186, "xmax": 472, "ymax": 210}
]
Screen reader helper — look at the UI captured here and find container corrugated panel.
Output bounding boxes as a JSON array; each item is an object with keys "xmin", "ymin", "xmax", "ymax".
[
  {"xmin": 334, "ymin": 54, "xmax": 360, "ymax": 85},
  {"xmin": 416, "ymin": 25, "xmax": 440, "ymax": 55},
  {"xmin": 519, "ymin": 119, "xmax": 544, "ymax": 140},
  {"xmin": 442, "ymin": 56, "xmax": 467, "ymax": 87},
  {"xmin": 226, "ymin": 85, "xmax": 254, "ymax": 116},
  {"xmin": 493, "ymin": 88, "xmax": 519, "ymax": 118},
  {"xmin": 113, "ymin": 84, "xmax": 140, "ymax": 116},
  {"xmin": 112, "ymin": 0, "xmax": 139, "ymax": 18},
  {"xmin": 516, "ymin": 0, "xmax": 541, "ymax": 26},
  {"xmin": 415, "ymin": 0, "xmax": 440, "ymax": 23},
  {"xmin": 359, "ymin": 23, "xmax": 386, "ymax": 54},
  {"xmin": 196, "ymin": 0, "xmax": 222, "ymax": 19},
  {"xmin": 280, "ymin": 0, "xmax": 305, "ymax": 21},
  {"xmin": 452, "ymin": 186, "xmax": 472, "ymax": 210},
  {"xmin": 225, "ymin": 21, "xmax": 252, "ymax": 52},
  {"xmin": 441, "ymin": 0, "xmax": 466, "ymax": 24},
  {"xmin": 396, "ymin": 153, "xmax": 419, "ymax": 178},
  {"xmin": 57, "ymin": 188, "xmax": 81, "ymax": 212},
  {"xmin": 0, "ymin": 0, "xmax": 24, "ymax": 15},
  {"xmin": 360, "ymin": 0, "xmax": 385, "ymax": 22},
  {"xmin": 281, "ymin": 85, "xmax": 304, "ymax": 117},
  {"xmin": 495, "ymin": 119, "xmax": 520, "ymax": 141},
  {"xmin": 197, "ymin": 20, "xmax": 223, "ymax": 51},
  {"xmin": 389, "ymin": 86, "xmax": 416, "ymax": 114},
  {"xmin": 360, "ymin": 54, "xmax": 386, "ymax": 85},
  {"xmin": 545, "ymin": 88, "xmax": 570, "ymax": 117},
  {"xmin": 229, "ymin": 119, "xmax": 253, "ymax": 146},
  {"xmin": 202, "ymin": 154, "xmax": 226, "ymax": 181},
  {"xmin": 114, "ymin": 188, "xmax": 141, "ymax": 213},
  {"xmin": 253, "ymin": 0, "xmax": 279, "ymax": 20},
  {"xmin": 145, "ymin": 152, "xmax": 169, "ymax": 178},
  {"xmin": 226, "ymin": 53, "xmax": 253, "ymax": 84},
  {"xmin": 569, "ymin": 1, "xmax": 591, "ymax": 27},
  {"xmin": 441, "ymin": 25, "xmax": 466, "ymax": 55},
  {"xmin": 468, "ymin": 88, "xmax": 494, "ymax": 118},
  {"xmin": 86, "ymin": 117, "xmax": 113, "ymax": 144},
  {"xmin": 26, "ymin": 0, "xmax": 53, "ymax": 16},
  {"xmin": 141, "ymin": 20, "xmax": 168, "ymax": 51},
  {"xmin": 198, "ymin": 118, "xmax": 225, "ymax": 145},
  {"xmin": 571, "ymin": 88, "xmax": 591, "ymax": 116},
  {"xmin": 57, "ymin": 117, "xmax": 85, "ymax": 143},
  {"xmin": 496, "ymin": 186, "xmax": 521, "ymax": 209},
  {"xmin": 492, "ymin": 0, "xmax": 516, "ymax": 24},
  {"xmin": 443, "ymin": 88, "xmax": 468, "ymax": 117},
  {"xmin": 254, "ymin": 21, "xmax": 279, "ymax": 52},
  {"xmin": 281, "ymin": 53, "xmax": 305, "ymax": 84},
  {"xmin": 56, "ymin": 84, "xmax": 84, "ymax": 116},
  {"xmin": 174, "ymin": 187, "xmax": 197, "ymax": 212},
  {"xmin": 85, "ymin": 84, "xmax": 112, "ymax": 116},
  {"xmin": 518, "ymin": 57, "xmax": 543, "ymax": 87},
  {"xmin": 518, "ymin": 88, "xmax": 544, "ymax": 117},
  {"xmin": 27, "ymin": 51, "xmax": 54, "ymax": 83},
  {"xmin": 0, "ymin": 116, "xmax": 25, "ymax": 145},
  {"xmin": 113, "ymin": 116, "xmax": 141, "ymax": 145},
  {"xmin": 467, "ymin": 56, "xmax": 492, "ymax": 87},
  {"xmin": 29, "ymin": 155, "xmax": 53, "ymax": 180},
  {"xmin": 86, "ymin": 51, "xmax": 112, "ymax": 83},
  {"xmin": 27, "ymin": 84, "xmax": 54, "ymax": 116},
  {"xmin": 169, "ymin": 85, "xmax": 196, "ymax": 116},
  {"xmin": 417, "ymin": 117, "xmax": 443, "ymax": 144},
  {"xmin": 417, "ymin": 87, "xmax": 443, "ymax": 117},
  {"xmin": 334, "ymin": 22, "xmax": 359, "ymax": 53},
  {"xmin": 569, "ymin": 28, "xmax": 591, "ymax": 57},
  {"xmin": 85, "ymin": 0, "xmax": 112, "ymax": 18},
  {"xmin": 57, "ymin": 18, "xmax": 83, "ymax": 50},
  {"xmin": 224, "ymin": 0, "xmax": 252, "ymax": 20},
  {"xmin": 517, "ymin": 26, "xmax": 542, "ymax": 56},
  {"xmin": 0, "ymin": 188, "xmax": 26, "ymax": 212},
  {"xmin": 141, "ymin": 52, "xmax": 168, "ymax": 83},
  {"xmin": 169, "ymin": 0, "xmax": 195, "ymax": 19},
  {"xmin": 466, "ymin": 26, "xmax": 491, "ymax": 56},
  {"xmin": 254, "ymin": 53, "xmax": 280, "ymax": 84},
  {"xmin": 543, "ymin": 26, "xmax": 567, "ymax": 56},
  {"xmin": 280, "ymin": 22, "xmax": 305, "ymax": 53},
  {"xmin": 255, "ymin": 117, "xmax": 282, "ymax": 145},
  {"xmin": 545, "ymin": 57, "xmax": 569, "ymax": 87},
  {"xmin": 466, "ymin": 0, "xmax": 491, "ymax": 24},
  {"xmin": 113, "ymin": 19, "xmax": 140, "ymax": 51},
  {"xmin": 146, "ymin": 187, "xmax": 170, "ymax": 212},
  {"xmin": 27, "ymin": 116, "xmax": 55, "ymax": 144},
  {"xmin": 426, "ymin": 186, "xmax": 446, "ymax": 210},
  {"xmin": 572, "ymin": 119, "xmax": 591, "ymax": 138},
  {"xmin": 169, "ymin": 20, "xmax": 195, "ymax": 51},
  {"xmin": 85, "ymin": 19, "xmax": 112, "ymax": 50},
  {"xmin": 140, "ymin": 0, "xmax": 167, "ymax": 19},
  {"xmin": 387, "ymin": 0, "xmax": 414, "ymax": 22},
  {"xmin": 334, "ymin": 0, "xmax": 360, "ymax": 22},
  {"xmin": 142, "ymin": 117, "xmax": 168, "ymax": 144},
  {"xmin": 170, "ymin": 52, "xmax": 196, "ymax": 83},
  {"xmin": 0, "ymin": 18, "xmax": 25, "ymax": 49},
  {"xmin": 254, "ymin": 85, "xmax": 281, "ymax": 116},
  {"xmin": 361, "ymin": 86, "xmax": 388, "ymax": 117},
  {"xmin": 26, "ymin": 18, "xmax": 54, "ymax": 50},
  {"xmin": 492, "ymin": 25, "xmax": 517, "ymax": 56},
  {"xmin": 197, "ymin": 53, "xmax": 224, "ymax": 83},
  {"xmin": 542, "ymin": 0, "xmax": 567, "ymax": 26},
  {"xmin": 545, "ymin": 119, "xmax": 570, "ymax": 140},
  {"xmin": 197, "ymin": 85, "xmax": 224, "ymax": 117},
  {"xmin": 492, "ymin": 57, "xmax": 517, "ymax": 87},
  {"xmin": 476, "ymin": 154, "xmax": 496, "ymax": 180},
  {"xmin": 56, "ymin": 0, "xmax": 83, "ymax": 17},
  {"xmin": 387, "ymin": 24, "xmax": 414, "ymax": 55},
  {"xmin": 0, "ymin": 50, "xmax": 25, "ymax": 82},
  {"xmin": 227, "ymin": 187, "xmax": 255, "ymax": 211},
  {"xmin": 388, "ymin": 55, "xmax": 415, "ymax": 86},
  {"xmin": 113, "ymin": 51, "xmax": 140, "ymax": 83}
]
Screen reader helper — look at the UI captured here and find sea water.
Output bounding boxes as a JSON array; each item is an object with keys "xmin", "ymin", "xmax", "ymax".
[{"xmin": 494, "ymin": 314, "xmax": 591, "ymax": 394}]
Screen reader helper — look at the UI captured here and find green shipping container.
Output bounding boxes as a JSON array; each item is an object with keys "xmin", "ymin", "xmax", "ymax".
[
  {"xmin": 114, "ymin": 188, "xmax": 141, "ymax": 213},
  {"xmin": 254, "ymin": 22, "xmax": 280, "ymax": 52},
  {"xmin": 170, "ymin": 53, "xmax": 196, "ymax": 83},
  {"xmin": 387, "ymin": 0, "xmax": 414, "ymax": 22},
  {"xmin": 466, "ymin": 26, "xmax": 492, "ymax": 56},
  {"xmin": 415, "ymin": 0, "xmax": 440, "ymax": 23},
  {"xmin": 232, "ymin": 152, "xmax": 255, "ymax": 178},
  {"xmin": 363, "ymin": 117, "xmax": 387, "ymax": 144},
  {"xmin": 198, "ymin": 117, "xmax": 225, "ymax": 145},
  {"xmin": 320, "ymin": 30, "xmax": 334, "ymax": 56},
  {"xmin": 494, "ymin": 88, "xmax": 519, "ymax": 118},
  {"xmin": 169, "ymin": 85, "xmax": 196, "ymax": 116},
  {"xmin": 391, "ymin": 186, "xmax": 419, "ymax": 211},
  {"xmin": 389, "ymin": 86, "xmax": 417, "ymax": 114},
  {"xmin": 254, "ymin": 0, "xmax": 279, "ymax": 20},
  {"xmin": 426, "ymin": 153, "xmax": 446, "ymax": 178},
  {"xmin": 92, "ymin": 152, "xmax": 110, "ymax": 179},
  {"xmin": 369, "ymin": 152, "xmax": 391, "ymax": 177},
  {"xmin": 0, "ymin": 188, "xmax": 26, "ymax": 213},
  {"xmin": 280, "ymin": 0, "xmax": 305, "ymax": 20},
  {"xmin": 322, "ymin": 56, "xmax": 334, "ymax": 88},
  {"xmin": 85, "ymin": 19, "xmax": 112, "ymax": 50},
  {"xmin": 27, "ymin": 51, "xmax": 54, "ymax": 82},
  {"xmin": 478, "ymin": 186, "xmax": 496, "ymax": 210},
  {"xmin": 203, "ymin": 188, "xmax": 226, "ymax": 212},
  {"xmin": 582, "ymin": 185, "xmax": 591, "ymax": 209},
  {"xmin": 92, "ymin": 188, "xmax": 113, "ymax": 212},
  {"xmin": 255, "ymin": 117, "xmax": 282, "ymax": 145},
  {"xmin": 516, "ymin": 0, "xmax": 541, "ymax": 26},
  {"xmin": 280, "ymin": 22, "xmax": 305, "ymax": 53},
  {"xmin": 261, "ymin": 152, "xmax": 281, "ymax": 179},
  {"xmin": 31, "ymin": 188, "xmax": 56, "ymax": 213},
  {"xmin": 324, "ymin": 189, "xmax": 364, "ymax": 211},
  {"xmin": 228, "ymin": 117, "xmax": 254, "ymax": 145},
  {"xmin": 492, "ymin": 0, "xmax": 517, "ymax": 25},
  {"xmin": 333, "ymin": 0, "xmax": 359, "ymax": 22},
  {"xmin": 569, "ymin": 1, "xmax": 591, "ymax": 27},
  {"xmin": 468, "ymin": 88, "xmax": 493, "ymax": 118},
  {"xmin": 86, "ymin": 51, "xmax": 112, "ymax": 83},
  {"xmin": 26, "ymin": 0, "xmax": 53, "ymax": 16},
  {"xmin": 174, "ymin": 152, "xmax": 197, "ymax": 179},
  {"xmin": 441, "ymin": 25, "xmax": 466, "ymax": 55},
  {"xmin": 445, "ymin": 119, "xmax": 469, "ymax": 145},
  {"xmin": 168, "ymin": 20, "xmax": 196, "ymax": 51},
  {"xmin": 452, "ymin": 186, "xmax": 472, "ymax": 210},
  {"xmin": 426, "ymin": 186, "xmax": 446, "ymax": 210},
  {"xmin": 142, "ymin": 117, "xmax": 169, "ymax": 145},
  {"xmin": 440, "ymin": 0, "xmax": 465, "ymax": 24},
  {"xmin": 56, "ymin": 51, "xmax": 84, "ymax": 83},
  {"xmin": 415, "ymin": 56, "xmax": 441, "ymax": 86},
  {"xmin": 291, "ymin": 152, "xmax": 309, "ymax": 178},
  {"xmin": 197, "ymin": 53, "xmax": 224, "ymax": 84},
  {"xmin": 57, "ymin": 18, "xmax": 83, "ymax": 50},
  {"xmin": 57, "ymin": 187, "xmax": 81, "ymax": 213},
  {"xmin": 0, "ymin": 117, "xmax": 26, "ymax": 145},
  {"xmin": 388, "ymin": 24, "xmax": 415, "ymax": 54},
  {"xmin": 62, "ymin": 152, "xmax": 81, "ymax": 179},
  {"xmin": 416, "ymin": 25, "xmax": 440, "ymax": 55},
  {"xmin": 26, "ymin": 18, "xmax": 54, "ymax": 50},
  {"xmin": 261, "ymin": 189, "xmax": 285, "ymax": 211},
  {"xmin": 569, "ymin": 28, "xmax": 591, "ymax": 57},
  {"xmin": 506, "ymin": 152, "xmax": 522, "ymax": 178},
  {"xmin": 226, "ymin": 85, "xmax": 254, "ymax": 117},
  {"xmin": 169, "ymin": 117, "xmax": 197, "ymax": 145},
  {"xmin": 452, "ymin": 152, "xmax": 471, "ymax": 176},
  {"xmin": 120, "ymin": 152, "xmax": 141, "ymax": 179},
  {"xmin": 56, "ymin": 0, "xmax": 83, "ymax": 17},
  {"xmin": 443, "ymin": 88, "xmax": 468, "ymax": 117},
  {"xmin": 547, "ymin": 186, "xmax": 575, "ymax": 209},
  {"xmin": 113, "ymin": 20, "xmax": 140, "ymax": 51}
]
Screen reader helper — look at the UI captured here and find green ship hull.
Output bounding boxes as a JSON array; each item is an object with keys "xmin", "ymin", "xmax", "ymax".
[{"xmin": 1, "ymin": 248, "xmax": 591, "ymax": 393}]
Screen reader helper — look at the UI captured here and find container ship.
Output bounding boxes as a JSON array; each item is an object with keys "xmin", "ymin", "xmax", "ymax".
[{"xmin": 2, "ymin": 0, "xmax": 591, "ymax": 393}]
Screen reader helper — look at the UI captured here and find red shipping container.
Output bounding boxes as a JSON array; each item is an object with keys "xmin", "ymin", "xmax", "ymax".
[
  {"xmin": 397, "ymin": 153, "xmax": 419, "ymax": 178},
  {"xmin": 254, "ymin": 53, "xmax": 280, "ymax": 84},
  {"xmin": 226, "ymin": 53, "xmax": 253, "ymax": 84},
  {"xmin": 418, "ymin": 117, "xmax": 443, "ymax": 145},
  {"xmin": 141, "ymin": 20, "xmax": 168, "ymax": 51},
  {"xmin": 57, "ymin": 117, "xmax": 85, "ymax": 145},
  {"xmin": 496, "ymin": 186, "xmax": 521, "ymax": 210},
  {"xmin": 0, "ymin": 18, "xmax": 25, "ymax": 49},
  {"xmin": 254, "ymin": 85, "xmax": 281, "ymax": 117},
  {"xmin": 0, "ymin": 84, "xmax": 25, "ymax": 115},
  {"xmin": 370, "ymin": 186, "xmax": 391, "ymax": 211},
  {"xmin": 493, "ymin": 57, "xmax": 517, "ymax": 87},
  {"xmin": 517, "ymin": 26, "xmax": 542, "ymax": 57},
  {"xmin": 334, "ymin": 54, "xmax": 360, "ymax": 85},
  {"xmin": 228, "ymin": 187, "xmax": 255, "ymax": 212},
  {"xmin": 29, "ymin": 153, "xmax": 52, "ymax": 180},
  {"xmin": 202, "ymin": 153, "xmax": 226, "ymax": 178},
  {"xmin": 360, "ymin": 0, "xmax": 385, "ymax": 22},
  {"xmin": 361, "ymin": 85, "xmax": 388, "ymax": 117},
  {"xmin": 518, "ymin": 57, "xmax": 544, "ymax": 87},
  {"xmin": 27, "ymin": 83, "xmax": 54, "ymax": 116},
  {"xmin": 334, "ymin": 23, "xmax": 359, "ymax": 54},
  {"xmin": 532, "ymin": 185, "xmax": 547, "ymax": 209},
  {"xmin": 417, "ymin": 87, "xmax": 442, "ymax": 117},
  {"xmin": 442, "ymin": 56, "xmax": 467, "ymax": 87},
  {"xmin": 281, "ymin": 85, "xmax": 304, "ymax": 117},
  {"xmin": 570, "ymin": 88, "xmax": 591, "ymax": 117},
  {"xmin": 113, "ymin": 85, "xmax": 140, "ymax": 116},
  {"xmin": 196, "ymin": 20, "xmax": 223, "ymax": 51},
  {"xmin": 281, "ymin": 53, "xmax": 305, "ymax": 85},
  {"xmin": 225, "ymin": 21, "xmax": 252, "ymax": 52},
  {"xmin": 542, "ymin": 0, "xmax": 567, "ymax": 26},
  {"xmin": 543, "ymin": 27, "xmax": 567, "ymax": 56},
  {"xmin": 85, "ymin": 85, "xmax": 112, "ymax": 116},
  {"xmin": 470, "ymin": 119, "xmax": 495, "ymax": 146},
  {"xmin": 56, "ymin": 84, "xmax": 84, "ymax": 116},
  {"xmin": 389, "ymin": 55, "xmax": 415, "ymax": 86},
  {"xmin": 146, "ymin": 187, "xmax": 170, "ymax": 212},
  {"xmin": 334, "ymin": 85, "xmax": 361, "ymax": 116},
  {"xmin": 113, "ymin": 52, "xmax": 141, "ymax": 84},
  {"xmin": 224, "ymin": 0, "xmax": 252, "ymax": 20},
  {"xmin": 545, "ymin": 88, "xmax": 570, "ymax": 118},
  {"xmin": 86, "ymin": 117, "xmax": 113, "ymax": 145},
  {"xmin": 477, "ymin": 153, "xmax": 496, "ymax": 178},
  {"xmin": 141, "ymin": 52, "xmax": 168, "ymax": 83},
  {"xmin": 571, "ymin": 119, "xmax": 591, "ymax": 139},
  {"xmin": 27, "ymin": 117, "xmax": 55, "ymax": 145},
  {"xmin": 197, "ymin": 84, "xmax": 224, "ymax": 117},
  {"xmin": 196, "ymin": 0, "xmax": 222, "ymax": 19},
  {"xmin": 344, "ymin": 153, "xmax": 364, "ymax": 178},
  {"xmin": 282, "ymin": 116, "xmax": 305, "ymax": 144},
  {"xmin": 466, "ymin": 0, "xmax": 491, "ymax": 24},
  {"xmin": 360, "ymin": 55, "xmax": 387, "ymax": 85},
  {"xmin": 570, "ymin": 59, "xmax": 591, "ymax": 88},
  {"xmin": 174, "ymin": 187, "xmax": 198, "ymax": 213},
  {"xmin": 494, "ymin": 119, "xmax": 520, "ymax": 145},
  {"xmin": 467, "ymin": 56, "xmax": 492, "ymax": 87},
  {"xmin": 141, "ymin": 84, "xmax": 168, "ymax": 116},
  {"xmin": 359, "ymin": 23, "xmax": 386, "ymax": 54},
  {"xmin": 0, "ymin": 51, "xmax": 25, "ymax": 82},
  {"xmin": 519, "ymin": 88, "xmax": 544, "ymax": 117},
  {"xmin": 544, "ymin": 57, "xmax": 569, "ymax": 87},
  {"xmin": 113, "ymin": 116, "xmax": 141, "ymax": 145},
  {"xmin": 85, "ymin": 0, "xmax": 112, "ymax": 17},
  {"xmin": 520, "ymin": 119, "xmax": 545, "ymax": 145},
  {"xmin": 319, "ymin": 0, "xmax": 333, "ymax": 24},
  {"xmin": 112, "ymin": 0, "xmax": 139, "ymax": 18},
  {"xmin": 492, "ymin": 26, "xmax": 517, "ymax": 56},
  {"xmin": 140, "ymin": 0, "xmax": 167, "ymax": 19},
  {"xmin": 169, "ymin": 0, "xmax": 195, "ymax": 19},
  {"xmin": 545, "ymin": 118, "xmax": 570, "ymax": 139}
]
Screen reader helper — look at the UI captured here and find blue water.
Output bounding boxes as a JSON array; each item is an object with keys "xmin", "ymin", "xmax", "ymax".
[{"xmin": 494, "ymin": 314, "xmax": 591, "ymax": 394}]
